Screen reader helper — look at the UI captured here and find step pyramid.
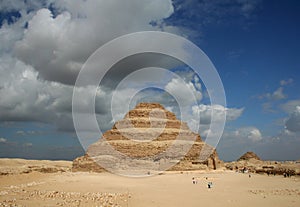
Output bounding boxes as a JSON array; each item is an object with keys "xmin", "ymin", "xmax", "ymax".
[{"xmin": 73, "ymin": 103, "xmax": 223, "ymax": 176}]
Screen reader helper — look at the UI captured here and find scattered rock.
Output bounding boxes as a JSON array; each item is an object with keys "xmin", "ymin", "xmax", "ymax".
[{"xmin": 0, "ymin": 188, "xmax": 128, "ymax": 207}]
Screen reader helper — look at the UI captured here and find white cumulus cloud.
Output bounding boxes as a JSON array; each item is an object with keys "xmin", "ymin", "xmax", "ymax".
[
  {"xmin": 165, "ymin": 78, "xmax": 202, "ymax": 106},
  {"xmin": 222, "ymin": 127, "xmax": 263, "ymax": 142},
  {"xmin": 0, "ymin": 138, "xmax": 7, "ymax": 143},
  {"xmin": 14, "ymin": 0, "xmax": 175, "ymax": 85},
  {"xmin": 192, "ymin": 104, "xmax": 244, "ymax": 125},
  {"xmin": 285, "ymin": 106, "xmax": 300, "ymax": 132},
  {"xmin": 0, "ymin": 0, "xmax": 178, "ymax": 132}
]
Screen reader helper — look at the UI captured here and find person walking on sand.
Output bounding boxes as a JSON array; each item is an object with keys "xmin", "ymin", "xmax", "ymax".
[{"xmin": 208, "ymin": 181, "xmax": 212, "ymax": 189}]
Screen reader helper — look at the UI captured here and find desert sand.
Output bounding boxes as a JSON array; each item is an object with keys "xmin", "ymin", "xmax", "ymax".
[{"xmin": 0, "ymin": 159, "xmax": 299, "ymax": 207}]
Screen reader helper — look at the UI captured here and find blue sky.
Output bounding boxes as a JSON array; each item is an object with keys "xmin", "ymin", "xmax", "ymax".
[{"xmin": 0, "ymin": 0, "xmax": 299, "ymax": 161}]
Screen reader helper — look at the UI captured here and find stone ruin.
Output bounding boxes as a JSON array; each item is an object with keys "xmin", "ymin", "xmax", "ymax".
[{"xmin": 73, "ymin": 103, "xmax": 223, "ymax": 175}]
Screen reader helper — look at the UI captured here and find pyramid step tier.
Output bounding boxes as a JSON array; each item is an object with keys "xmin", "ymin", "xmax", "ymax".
[
  {"xmin": 88, "ymin": 140, "xmax": 208, "ymax": 159},
  {"xmin": 103, "ymin": 129, "xmax": 201, "ymax": 141},
  {"xmin": 72, "ymin": 102, "xmax": 223, "ymax": 173},
  {"xmin": 113, "ymin": 118, "xmax": 189, "ymax": 130},
  {"xmin": 125, "ymin": 109, "xmax": 177, "ymax": 120}
]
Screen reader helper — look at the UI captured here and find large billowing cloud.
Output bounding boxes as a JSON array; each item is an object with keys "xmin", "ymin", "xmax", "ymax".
[
  {"xmin": 0, "ymin": 0, "xmax": 175, "ymax": 129},
  {"xmin": 14, "ymin": 0, "xmax": 175, "ymax": 85},
  {"xmin": 0, "ymin": 0, "xmax": 246, "ymax": 135},
  {"xmin": 0, "ymin": 55, "xmax": 113, "ymax": 132},
  {"xmin": 280, "ymin": 100, "xmax": 300, "ymax": 132},
  {"xmin": 285, "ymin": 106, "xmax": 300, "ymax": 132}
]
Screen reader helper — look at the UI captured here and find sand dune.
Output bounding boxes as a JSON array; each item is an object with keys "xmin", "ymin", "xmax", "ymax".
[{"xmin": 0, "ymin": 158, "xmax": 72, "ymax": 175}]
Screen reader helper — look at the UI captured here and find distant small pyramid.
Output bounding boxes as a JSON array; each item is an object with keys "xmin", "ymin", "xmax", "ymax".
[
  {"xmin": 73, "ymin": 103, "xmax": 223, "ymax": 174},
  {"xmin": 238, "ymin": 151, "xmax": 261, "ymax": 161}
]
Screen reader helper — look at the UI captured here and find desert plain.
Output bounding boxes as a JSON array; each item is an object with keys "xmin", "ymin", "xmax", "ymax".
[{"xmin": 0, "ymin": 158, "xmax": 299, "ymax": 207}]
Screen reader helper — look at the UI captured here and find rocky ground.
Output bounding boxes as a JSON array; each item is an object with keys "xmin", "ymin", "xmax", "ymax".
[{"xmin": 0, "ymin": 184, "xmax": 128, "ymax": 207}]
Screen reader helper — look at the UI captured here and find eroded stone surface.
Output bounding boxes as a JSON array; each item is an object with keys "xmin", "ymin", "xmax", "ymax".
[{"xmin": 73, "ymin": 103, "xmax": 223, "ymax": 173}]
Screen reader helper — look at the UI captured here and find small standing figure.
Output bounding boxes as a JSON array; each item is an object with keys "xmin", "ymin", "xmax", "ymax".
[
  {"xmin": 208, "ymin": 182, "xmax": 212, "ymax": 189},
  {"xmin": 192, "ymin": 177, "xmax": 196, "ymax": 184}
]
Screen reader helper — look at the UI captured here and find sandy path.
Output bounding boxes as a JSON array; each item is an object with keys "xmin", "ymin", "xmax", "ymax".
[{"xmin": 0, "ymin": 171, "xmax": 299, "ymax": 207}]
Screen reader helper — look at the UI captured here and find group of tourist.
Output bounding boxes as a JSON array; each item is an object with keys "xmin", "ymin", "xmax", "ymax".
[
  {"xmin": 192, "ymin": 177, "xmax": 213, "ymax": 189},
  {"xmin": 283, "ymin": 172, "xmax": 292, "ymax": 178}
]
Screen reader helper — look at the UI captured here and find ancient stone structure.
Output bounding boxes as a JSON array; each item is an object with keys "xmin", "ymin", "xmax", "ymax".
[
  {"xmin": 238, "ymin": 151, "xmax": 261, "ymax": 161},
  {"xmin": 73, "ymin": 103, "xmax": 223, "ymax": 174},
  {"xmin": 225, "ymin": 151, "xmax": 300, "ymax": 175}
]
